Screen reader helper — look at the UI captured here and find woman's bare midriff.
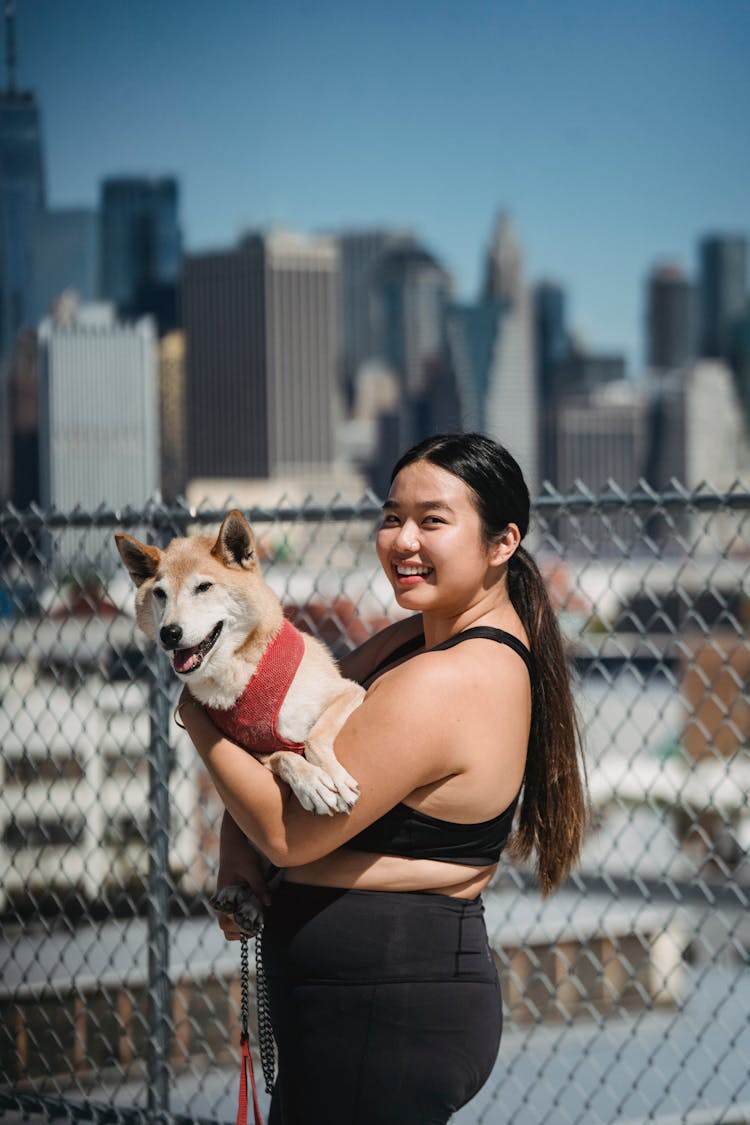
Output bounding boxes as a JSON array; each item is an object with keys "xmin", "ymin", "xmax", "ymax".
[{"xmin": 283, "ymin": 850, "xmax": 496, "ymax": 899}]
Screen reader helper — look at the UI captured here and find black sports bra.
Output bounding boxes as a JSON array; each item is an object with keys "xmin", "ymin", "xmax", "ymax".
[{"xmin": 343, "ymin": 627, "xmax": 533, "ymax": 867}]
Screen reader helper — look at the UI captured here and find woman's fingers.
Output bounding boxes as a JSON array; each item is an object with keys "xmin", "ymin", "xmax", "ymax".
[{"xmin": 217, "ymin": 911, "xmax": 244, "ymax": 941}]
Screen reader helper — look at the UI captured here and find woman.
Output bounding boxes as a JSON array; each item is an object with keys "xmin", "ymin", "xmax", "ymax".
[{"xmin": 179, "ymin": 432, "xmax": 586, "ymax": 1124}]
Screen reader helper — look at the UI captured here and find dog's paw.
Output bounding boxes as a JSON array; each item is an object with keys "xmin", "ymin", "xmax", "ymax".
[
  {"xmin": 296, "ymin": 771, "xmax": 360, "ymax": 816},
  {"xmin": 329, "ymin": 766, "xmax": 360, "ymax": 814},
  {"xmin": 210, "ymin": 885, "xmax": 263, "ymax": 935},
  {"xmin": 293, "ymin": 773, "xmax": 342, "ymax": 816}
]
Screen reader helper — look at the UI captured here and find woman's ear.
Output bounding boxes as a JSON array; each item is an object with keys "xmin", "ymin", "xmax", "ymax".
[{"xmin": 489, "ymin": 523, "xmax": 521, "ymax": 567}]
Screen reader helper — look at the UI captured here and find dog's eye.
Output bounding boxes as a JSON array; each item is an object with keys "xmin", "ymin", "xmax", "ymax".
[
  {"xmin": 196, "ymin": 581, "xmax": 213, "ymax": 594},
  {"xmin": 153, "ymin": 588, "xmax": 167, "ymax": 602}
]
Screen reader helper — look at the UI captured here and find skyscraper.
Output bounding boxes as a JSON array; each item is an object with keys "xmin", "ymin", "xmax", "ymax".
[
  {"xmin": 368, "ymin": 242, "xmax": 458, "ymax": 490},
  {"xmin": 37, "ymin": 301, "xmax": 158, "ymax": 569},
  {"xmin": 533, "ymin": 280, "xmax": 570, "ymax": 485},
  {"xmin": 0, "ymin": 4, "xmax": 45, "ymax": 357},
  {"xmin": 31, "ymin": 207, "xmax": 97, "ymax": 323},
  {"xmin": 99, "ymin": 176, "xmax": 181, "ymax": 330},
  {"xmin": 0, "ymin": 3, "xmax": 45, "ymax": 500},
  {"xmin": 182, "ymin": 230, "xmax": 339, "ymax": 482},
  {"xmin": 699, "ymin": 234, "xmax": 748, "ymax": 360},
  {"xmin": 483, "ymin": 212, "xmax": 523, "ymax": 305},
  {"xmin": 445, "ymin": 213, "xmax": 537, "ymax": 490},
  {"xmin": 647, "ymin": 263, "xmax": 696, "ymax": 371},
  {"xmin": 729, "ymin": 310, "xmax": 750, "ymax": 436},
  {"xmin": 336, "ymin": 228, "xmax": 415, "ymax": 411}
]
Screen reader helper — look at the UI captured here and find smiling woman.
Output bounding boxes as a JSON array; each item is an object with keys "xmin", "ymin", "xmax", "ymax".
[{"xmin": 179, "ymin": 432, "xmax": 587, "ymax": 1125}]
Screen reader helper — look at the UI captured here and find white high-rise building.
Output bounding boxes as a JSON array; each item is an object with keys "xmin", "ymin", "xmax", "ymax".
[
  {"xmin": 37, "ymin": 300, "xmax": 158, "ymax": 572},
  {"xmin": 483, "ymin": 289, "xmax": 537, "ymax": 493}
]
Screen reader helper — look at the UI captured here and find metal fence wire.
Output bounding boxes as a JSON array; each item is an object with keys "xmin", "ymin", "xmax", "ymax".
[{"xmin": 1, "ymin": 484, "xmax": 750, "ymax": 1125}]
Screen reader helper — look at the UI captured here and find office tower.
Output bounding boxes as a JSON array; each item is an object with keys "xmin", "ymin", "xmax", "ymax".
[
  {"xmin": 556, "ymin": 383, "xmax": 647, "ymax": 492},
  {"xmin": 0, "ymin": 5, "xmax": 45, "ymax": 499},
  {"xmin": 446, "ymin": 294, "xmax": 537, "ymax": 492},
  {"xmin": 647, "ymin": 263, "xmax": 696, "ymax": 371},
  {"xmin": 483, "ymin": 212, "xmax": 523, "ymax": 305},
  {"xmin": 729, "ymin": 310, "xmax": 750, "ymax": 434},
  {"xmin": 99, "ymin": 176, "xmax": 181, "ymax": 331},
  {"xmin": 8, "ymin": 325, "xmax": 38, "ymax": 508},
  {"xmin": 642, "ymin": 360, "xmax": 749, "ymax": 546},
  {"xmin": 444, "ymin": 213, "xmax": 537, "ymax": 490},
  {"xmin": 368, "ymin": 242, "xmax": 458, "ymax": 492},
  {"xmin": 534, "ymin": 282, "xmax": 568, "ymax": 398},
  {"xmin": 182, "ymin": 230, "xmax": 339, "ymax": 482},
  {"xmin": 699, "ymin": 235, "xmax": 748, "ymax": 360},
  {"xmin": 533, "ymin": 281, "xmax": 570, "ymax": 484},
  {"xmin": 0, "ymin": 4, "xmax": 45, "ymax": 357},
  {"xmin": 554, "ymin": 382, "xmax": 648, "ymax": 547},
  {"xmin": 336, "ymin": 228, "xmax": 415, "ymax": 411},
  {"xmin": 446, "ymin": 301, "xmax": 504, "ymax": 430},
  {"xmin": 37, "ymin": 301, "xmax": 158, "ymax": 568},
  {"xmin": 31, "ymin": 207, "xmax": 97, "ymax": 323}
]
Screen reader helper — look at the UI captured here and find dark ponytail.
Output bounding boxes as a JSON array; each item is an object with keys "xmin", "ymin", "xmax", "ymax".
[
  {"xmin": 392, "ymin": 432, "xmax": 587, "ymax": 895},
  {"xmin": 507, "ymin": 546, "xmax": 586, "ymax": 894}
]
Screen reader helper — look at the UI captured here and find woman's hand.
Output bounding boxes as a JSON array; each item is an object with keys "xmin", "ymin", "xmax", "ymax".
[{"xmin": 214, "ymin": 809, "xmax": 273, "ymax": 941}]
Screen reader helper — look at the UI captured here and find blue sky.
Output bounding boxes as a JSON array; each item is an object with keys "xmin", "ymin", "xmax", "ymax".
[{"xmin": 15, "ymin": 0, "xmax": 750, "ymax": 372}]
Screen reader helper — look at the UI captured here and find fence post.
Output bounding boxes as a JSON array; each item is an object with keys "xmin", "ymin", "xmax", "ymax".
[{"xmin": 146, "ymin": 519, "xmax": 175, "ymax": 1123}]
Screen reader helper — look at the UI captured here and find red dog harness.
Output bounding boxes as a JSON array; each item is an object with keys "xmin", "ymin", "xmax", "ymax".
[{"xmin": 205, "ymin": 618, "xmax": 306, "ymax": 755}]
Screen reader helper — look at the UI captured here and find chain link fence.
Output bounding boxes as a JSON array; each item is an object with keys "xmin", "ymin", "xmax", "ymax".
[{"xmin": 1, "ymin": 484, "xmax": 749, "ymax": 1124}]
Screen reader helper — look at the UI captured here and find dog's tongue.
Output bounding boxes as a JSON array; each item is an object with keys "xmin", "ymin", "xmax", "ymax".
[{"xmin": 173, "ymin": 645, "xmax": 203, "ymax": 674}]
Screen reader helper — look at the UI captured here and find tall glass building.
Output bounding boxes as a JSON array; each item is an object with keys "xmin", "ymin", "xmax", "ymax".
[
  {"xmin": 99, "ymin": 177, "xmax": 181, "ymax": 329},
  {"xmin": 699, "ymin": 235, "xmax": 748, "ymax": 360},
  {"xmin": 0, "ymin": 88, "xmax": 45, "ymax": 357},
  {"xmin": 647, "ymin": 264, "xmax": 696, "ymax": 371}
]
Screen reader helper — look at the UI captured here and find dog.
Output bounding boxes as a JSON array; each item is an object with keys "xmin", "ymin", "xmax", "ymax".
[{"xmin": 115, "ymin": 509, "xmax": 365, "ymax": 931}]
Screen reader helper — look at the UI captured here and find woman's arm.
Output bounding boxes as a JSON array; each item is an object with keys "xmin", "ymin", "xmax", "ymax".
[
  {"xmin": 179, "ymin": 651, "xmax": 458, "ymax": 868},
  {"xmin": 338, "ymin": 613, "xmax": 424, "ymax": 685},
  {"xmin": 216, "ymin": 809, "xmax": 272, "ymax": 905}
]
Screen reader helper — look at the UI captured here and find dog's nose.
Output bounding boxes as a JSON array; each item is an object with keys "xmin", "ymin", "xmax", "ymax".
[{"xmin": 160, "ymin": 624, "xmax": 183, "ymax": 649}]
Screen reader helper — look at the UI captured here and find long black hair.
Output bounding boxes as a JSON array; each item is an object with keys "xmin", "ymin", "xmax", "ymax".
[{"xmin": 391, "ymin": 432, "xmax": 586, "ymax": 894}]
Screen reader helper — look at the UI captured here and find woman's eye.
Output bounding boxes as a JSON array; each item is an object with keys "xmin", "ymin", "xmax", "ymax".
[
  {"xmin": 196, "ymin": 581, "xmax": 213, "ymax": 594},
  {"xmin": 423, "ymin": 516, "xmax": 444, "ymax": 525},
  {"xmin": 381, "ymin": 515, "xmax": 399, "ymax": 526}
]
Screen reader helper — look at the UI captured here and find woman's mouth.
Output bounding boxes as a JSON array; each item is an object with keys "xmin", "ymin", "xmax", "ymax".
[{"xmin": 393, "ymin": 563, "xmax": 433, "ymax": 586}]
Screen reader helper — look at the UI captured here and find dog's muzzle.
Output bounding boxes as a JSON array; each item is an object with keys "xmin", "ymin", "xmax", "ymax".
[{"xmin": 166, "ymin": 621, "xmax": 224, "ymax": 674}]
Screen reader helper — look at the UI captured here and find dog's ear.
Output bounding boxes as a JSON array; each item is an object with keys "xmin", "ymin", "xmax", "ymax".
[
  {"xmin": 115, "ymin": 533, "xmax": 161, "ymax": 587},
  {"xmin": 212, "ymin": 509, "xmax": 256, "ymax": 569}
]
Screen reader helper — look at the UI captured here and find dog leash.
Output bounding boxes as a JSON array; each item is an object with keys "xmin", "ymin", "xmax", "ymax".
[
  {"xmin": 237, "ymin": 931, "xmax": 276, "ymax": 1125},
  {"xmin": 238, "ymin": 935, "xmax": 263, "ymax": 1125},
  {"xmin": 254, "ymin": 928, "xmax": 277, "ymax": 1094}
]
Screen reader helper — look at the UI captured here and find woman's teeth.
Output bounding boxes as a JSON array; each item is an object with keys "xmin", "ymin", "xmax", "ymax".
[{"xmin": 396, "ymin": 565, "xmax": 431, "ymax": 576}]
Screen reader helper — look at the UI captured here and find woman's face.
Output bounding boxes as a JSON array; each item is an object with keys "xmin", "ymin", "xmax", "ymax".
[{"xmin": 376, "ymin": 459, "xmax": 502, "ymax": 616}]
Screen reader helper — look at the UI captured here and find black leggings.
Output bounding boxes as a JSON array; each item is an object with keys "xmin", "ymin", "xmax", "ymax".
[{"xmin": 261, "ymin": 883, "xmax": 502, "ymax": 1125}]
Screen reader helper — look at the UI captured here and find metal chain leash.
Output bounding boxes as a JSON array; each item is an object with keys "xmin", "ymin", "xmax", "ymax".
[
  {"xmin": 239, "ymin": 934, "xmax": 250, "ymax": 1042},
  {"xmin": 253, "ymin": 927, "xmax": 276, "ymax": 1094}
]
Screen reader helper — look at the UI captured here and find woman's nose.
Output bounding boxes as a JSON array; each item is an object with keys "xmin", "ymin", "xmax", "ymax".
[{"xmin": 394, "ymin": 522, "xmax": 420, "ymax": 552}]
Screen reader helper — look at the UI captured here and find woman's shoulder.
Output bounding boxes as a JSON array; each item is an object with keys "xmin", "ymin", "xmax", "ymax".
[{"xmin": 369, "ymin": 628, "xmax": 529, "ymax": 706}]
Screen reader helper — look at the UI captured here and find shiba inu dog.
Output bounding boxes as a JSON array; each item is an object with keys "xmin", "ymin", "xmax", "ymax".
[{"xmin": 115, "ymin": 510, "xmax": 364, "ymax": 819}]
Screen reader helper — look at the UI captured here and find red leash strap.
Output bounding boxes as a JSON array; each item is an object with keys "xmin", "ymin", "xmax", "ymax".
[{"xmin": 237, "ymin": 1033, "xmax": 263, "ymax": 1125}]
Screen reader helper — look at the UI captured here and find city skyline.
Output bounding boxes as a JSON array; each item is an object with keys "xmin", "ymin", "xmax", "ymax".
[{"xmin": 13, "ymin": 0, "xmax": 750, "ymax": 373}]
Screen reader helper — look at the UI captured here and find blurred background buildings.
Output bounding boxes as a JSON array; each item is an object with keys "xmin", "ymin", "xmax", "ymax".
[{"xmin": 1, "ymin": 4, "xmax": 749, "ymax": 527}]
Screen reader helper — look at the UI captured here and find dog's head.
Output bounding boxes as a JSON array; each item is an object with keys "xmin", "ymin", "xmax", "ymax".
[{"xmin": 115, "ymin": 509, "xmax": 280, "ymax": 684}]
